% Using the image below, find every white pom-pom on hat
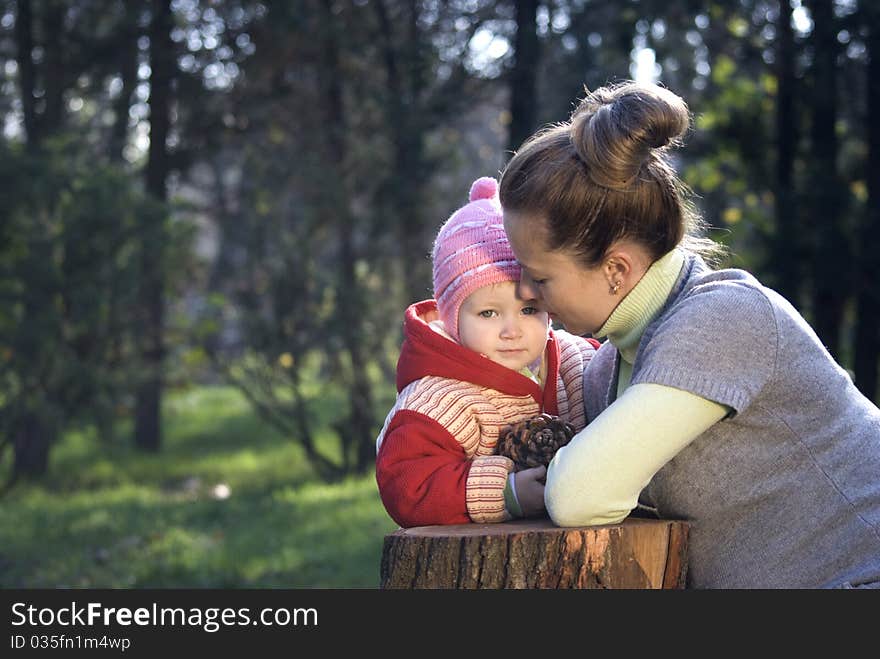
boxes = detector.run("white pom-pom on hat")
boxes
[468,176,498,202]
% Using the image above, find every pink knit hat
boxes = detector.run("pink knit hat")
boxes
[432,176,522,341]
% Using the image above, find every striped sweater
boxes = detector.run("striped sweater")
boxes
[375,299,598,527]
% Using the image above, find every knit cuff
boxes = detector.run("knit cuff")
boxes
[467,455,515,523]
[504,472,523,518]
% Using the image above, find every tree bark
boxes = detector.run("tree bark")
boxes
[381,518,689,589]
[507,0,539,154]
[135,0,173,452]
[854,3,880,402]
[773,0,801,307]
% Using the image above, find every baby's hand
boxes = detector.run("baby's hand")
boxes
[514,465,547,517]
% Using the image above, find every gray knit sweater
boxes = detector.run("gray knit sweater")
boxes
[583,253,880,588]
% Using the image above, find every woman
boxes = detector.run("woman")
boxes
[499,80,880,589]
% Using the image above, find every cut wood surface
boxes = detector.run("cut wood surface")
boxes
[380,517,689,589]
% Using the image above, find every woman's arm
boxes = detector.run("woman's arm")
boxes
[545,383,729,526]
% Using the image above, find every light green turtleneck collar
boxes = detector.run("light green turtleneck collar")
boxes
[596,248,686,365]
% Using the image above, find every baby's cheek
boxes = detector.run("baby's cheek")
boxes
[528,323,550,354]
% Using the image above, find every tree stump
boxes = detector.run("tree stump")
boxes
[380,517,688,589]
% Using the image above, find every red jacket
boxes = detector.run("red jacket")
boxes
[375,300,598,528]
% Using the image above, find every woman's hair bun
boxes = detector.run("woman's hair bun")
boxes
[569,82,690,190]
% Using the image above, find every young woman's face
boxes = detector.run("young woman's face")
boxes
[503,210,619,337]
[457,281,549,371]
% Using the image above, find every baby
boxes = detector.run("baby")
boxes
[375,177,598,527]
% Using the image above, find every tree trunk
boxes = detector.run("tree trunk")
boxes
[42,0,65,137]
[135,0,173,452]
[319,1,376,473]
[773,0,801,307]
[374,0,431,306]
[854,4,880,402]
[110,16,140,163]
[507,0,539,154]
[12,410,54,478]
[381,518,689,589]
[806,0,847,359]
[15,0,38,149]
[11,0,54,479]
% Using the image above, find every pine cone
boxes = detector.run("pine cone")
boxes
[495,413,577,471]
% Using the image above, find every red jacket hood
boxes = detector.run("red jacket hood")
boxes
[396,299,561,411]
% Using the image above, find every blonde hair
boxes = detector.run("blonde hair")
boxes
[499,81,723,267]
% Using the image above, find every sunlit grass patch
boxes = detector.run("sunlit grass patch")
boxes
[0,386,398,588]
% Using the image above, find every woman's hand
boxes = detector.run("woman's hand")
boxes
[514,465,547,517]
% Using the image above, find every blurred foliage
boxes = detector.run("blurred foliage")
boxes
[1,140,136,467]
[1,0,878,489]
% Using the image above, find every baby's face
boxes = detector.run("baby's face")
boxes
[457,281,549,372]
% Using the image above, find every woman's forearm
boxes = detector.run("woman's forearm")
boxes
[545,382,729,526]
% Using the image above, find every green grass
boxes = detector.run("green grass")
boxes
[0,386,399,588]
